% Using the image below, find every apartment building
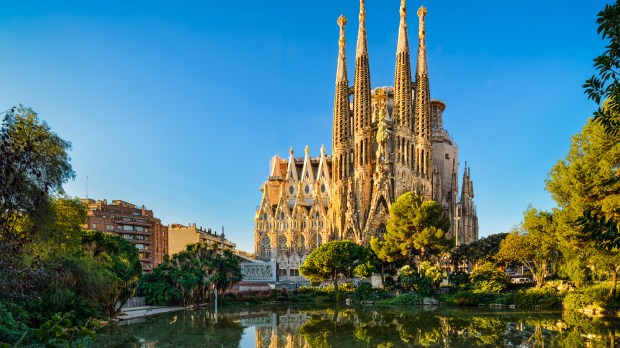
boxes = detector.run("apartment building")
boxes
[81,198,168,272]
[168,223,235,256]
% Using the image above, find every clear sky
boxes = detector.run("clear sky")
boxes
[0,1,609,252]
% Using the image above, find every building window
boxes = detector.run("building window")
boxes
[92,223,97,228]
[289,186,294,194]
[305,185,310,194]
[290,269,299,277]
[135,226,144,232]
[123,225,133,231]
[279,269,287,277]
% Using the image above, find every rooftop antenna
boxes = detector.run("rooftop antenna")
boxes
[86,176,89,198]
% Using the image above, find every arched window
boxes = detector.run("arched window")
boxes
[260,235,271,258]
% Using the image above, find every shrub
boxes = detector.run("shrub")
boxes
[510,287,563,309]
[377,292,423,306]
[442,291,479,306]
[0,303,26,345]
[339,282,356,292]
[352,281,388,302]
[563,284,618,312]
[448,271,470,288]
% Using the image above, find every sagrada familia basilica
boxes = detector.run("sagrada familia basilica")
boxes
[254,0,478,281]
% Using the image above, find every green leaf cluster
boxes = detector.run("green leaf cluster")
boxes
[139,243,242,306]
[299,240,374,292]
[370,192,450,265]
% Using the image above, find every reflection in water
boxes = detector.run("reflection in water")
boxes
[98,306,619,347]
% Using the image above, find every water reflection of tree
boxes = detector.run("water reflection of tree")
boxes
[98,306,620,347]
[97,308,244,347]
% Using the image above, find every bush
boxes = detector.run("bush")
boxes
[377,292,423,306]
[441,291,479,306]
[0,303,26,345]
[563,284,618,312]
[509,287,563,309]
[339,282,356,292]
[352,281,388,302]
[448,271,470,288]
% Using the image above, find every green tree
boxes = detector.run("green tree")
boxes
[546,119,620,288]
[579,0,620,254]
[81,230,142,317]
[139,243,241,306]
[299,240,373,292]
[0,106,74,238]
[450,233,508,270]
[496,208,558,289]
[370,192,450,266]
[583,0,620,136]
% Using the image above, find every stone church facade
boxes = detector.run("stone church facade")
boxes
[254,0,478,281]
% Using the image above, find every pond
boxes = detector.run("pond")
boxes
[97,305,619,347]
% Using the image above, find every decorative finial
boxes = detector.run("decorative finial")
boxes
[305,145,310,155]
[320,144,325,155]
[289,146,294,155]
[400,0,407,17]
[359,0,366,21]
[417,6,427,39]
[337,15,347,48]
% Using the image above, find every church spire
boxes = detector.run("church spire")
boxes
[414,5,432,177]
[332,15,351,182]
[393,0,414,172]
[354,0,371,166]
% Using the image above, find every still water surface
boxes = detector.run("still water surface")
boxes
[98,305,619,347]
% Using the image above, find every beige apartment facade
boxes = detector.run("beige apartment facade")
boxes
[168,223,236,256]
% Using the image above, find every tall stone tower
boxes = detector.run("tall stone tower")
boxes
[331,15,353,241]
[353,0,374,235]
[413,5,433,197]
[392,0,415,199]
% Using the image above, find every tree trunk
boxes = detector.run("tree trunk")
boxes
[333,270,339,293]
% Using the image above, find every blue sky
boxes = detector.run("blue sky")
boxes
[0,1,609,252]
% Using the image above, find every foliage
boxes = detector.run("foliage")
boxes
[577,211,620,251]
[441,291,480,306]
[371,193,450,267]
[450,233,508,268]
[376,292,423,306]
[80,230,142,317]
[299,240,374,292]
[397,262,443,295]
[509,287,564,309]
[351,281,389,302]
[448,271,470,288]
[0,106,74,237]
[32,312,98,348]
[0,303,26,345]
[137,266,177,306]
[0,107,75,315]
[139,243,241,306]
[563,284,620,312]
[583,0,620,136]
[496,208,559,289]
[545,119,620,292]
[470,262,508,294]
